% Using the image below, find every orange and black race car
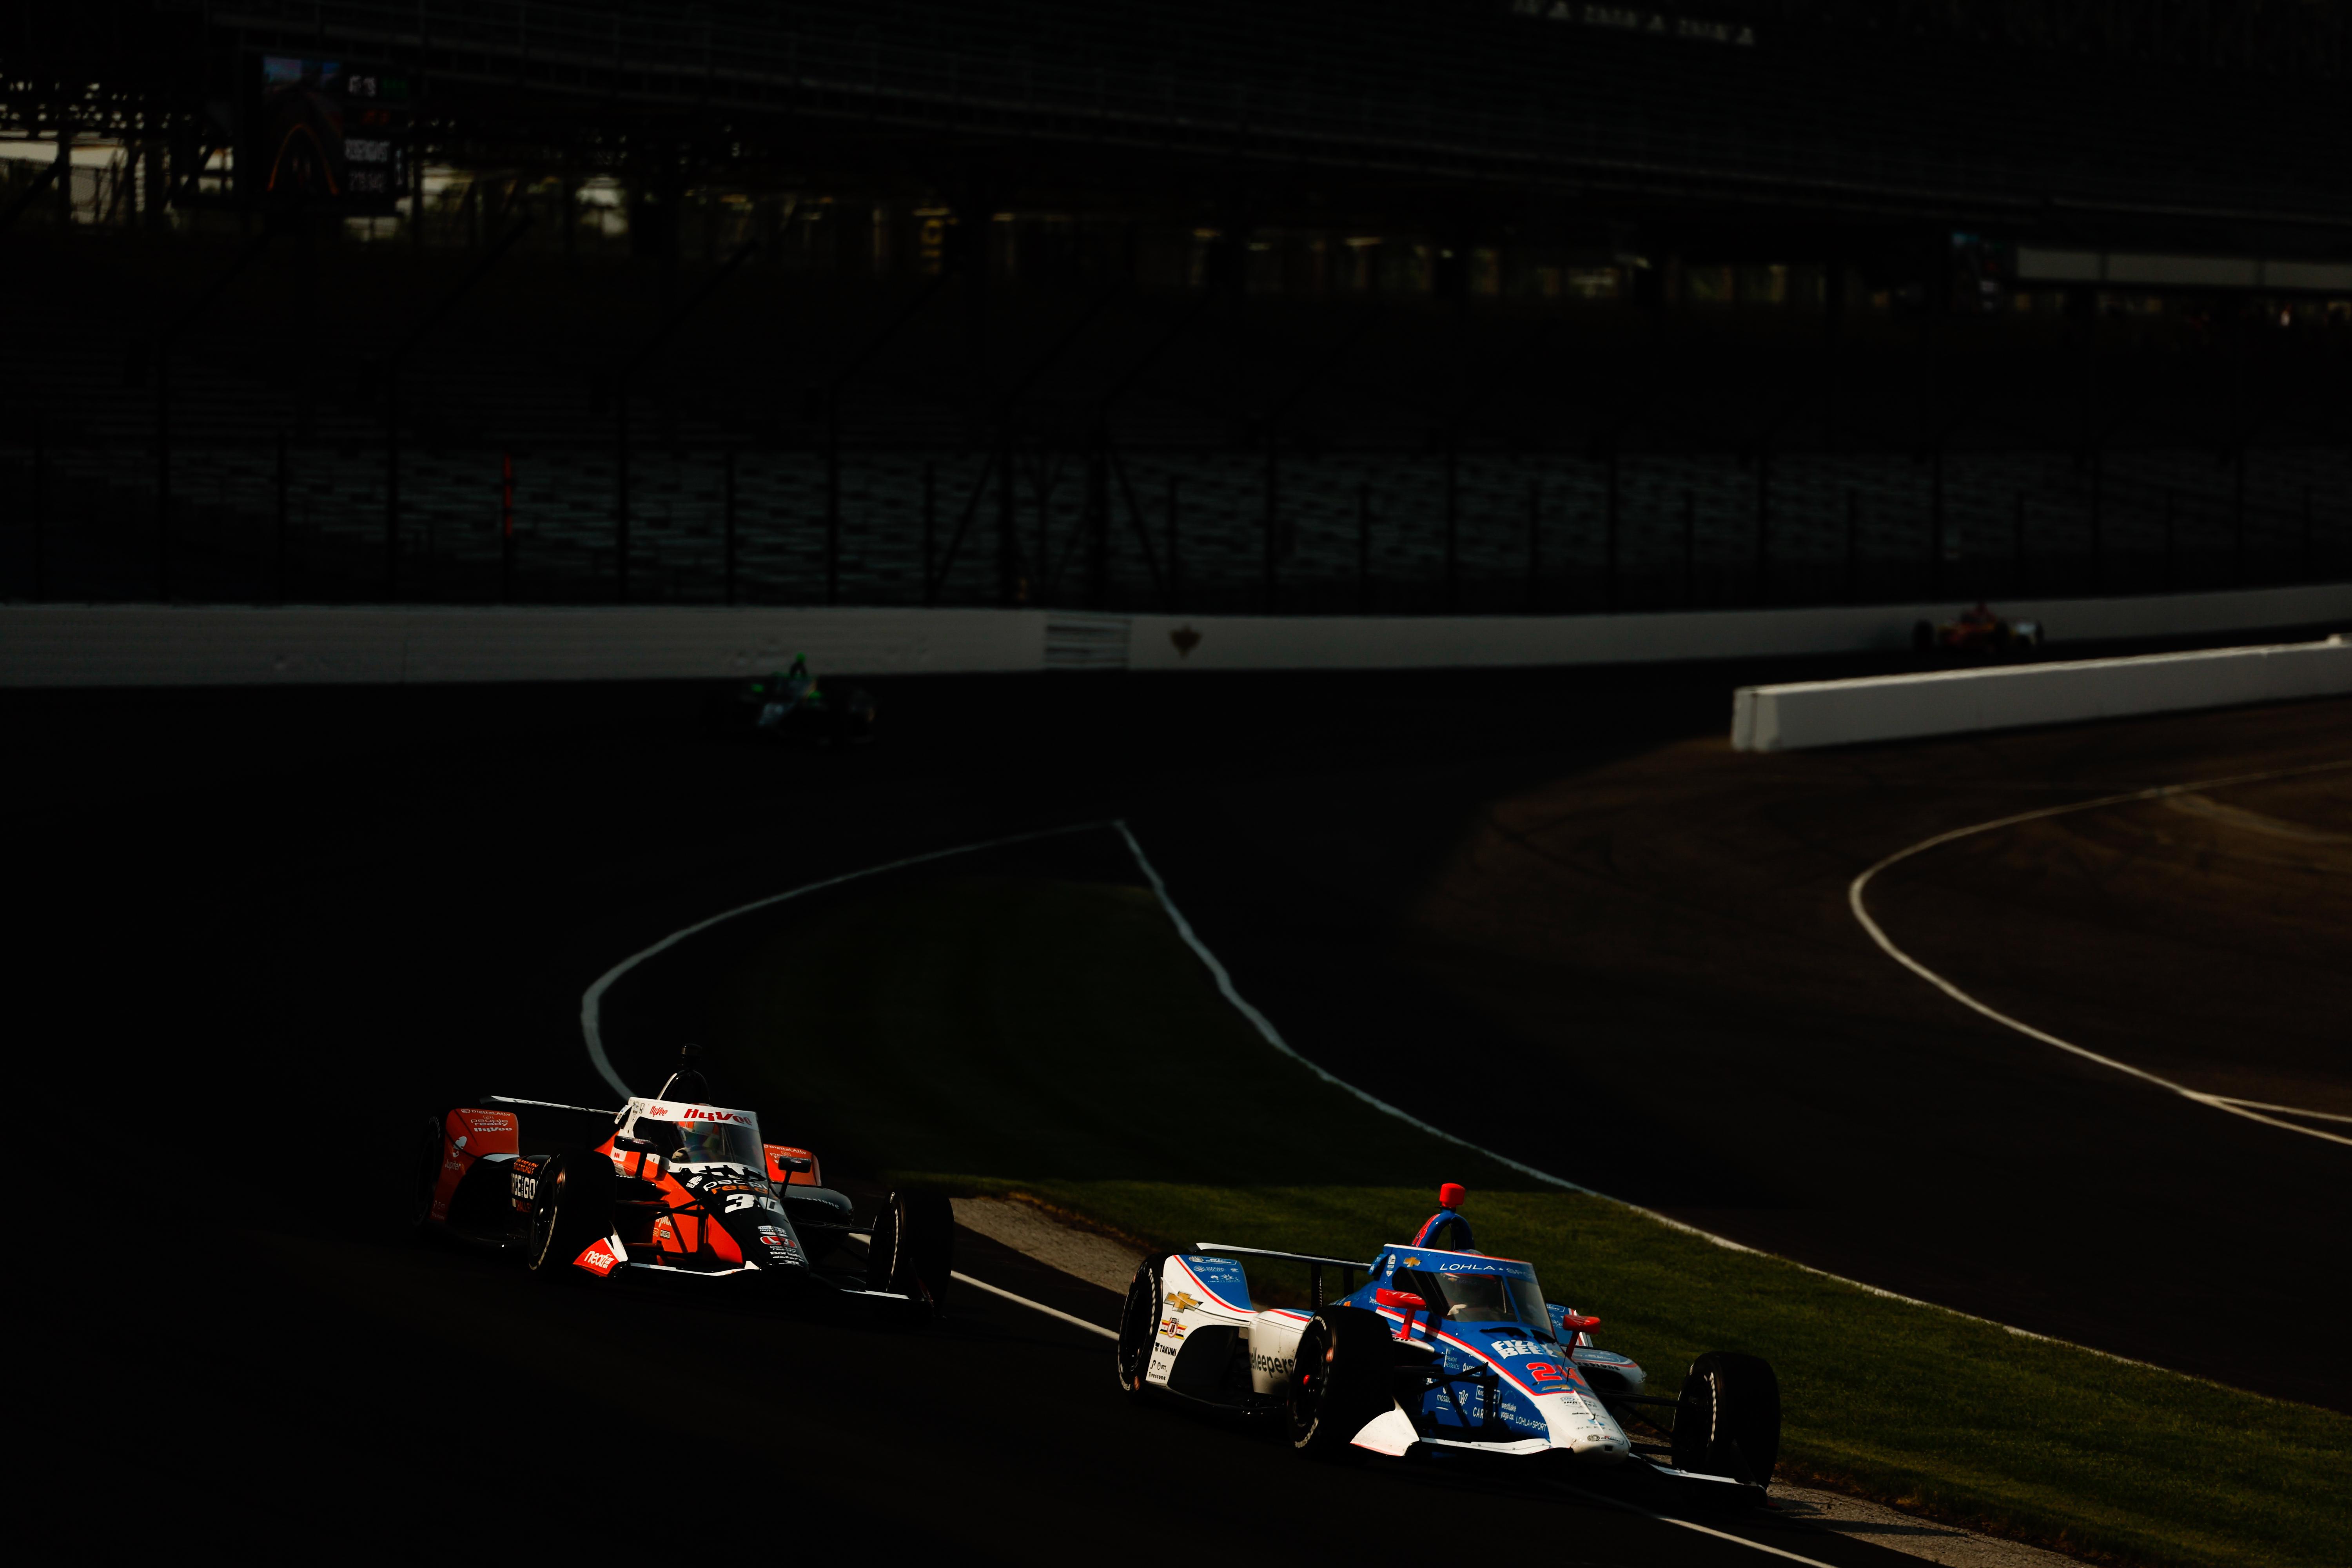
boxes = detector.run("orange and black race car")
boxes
[1912,602,2044,658]
[414,1052,952,1319]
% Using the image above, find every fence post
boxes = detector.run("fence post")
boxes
[1927,443,1942,600]
[501,451,515,603]
[2088,445,2102,593]
[1684,487,1697,608]
[1167,473,1181,613]
[2012,490,2025,598]
[615,396,631,603]
[1528,477,1544,613]
[1357,480,1371,613]
[1262,434,1279,613]
[31,416,46,602]
[2163,490,2175,591]
[274,429,289,602]
[724,448,737,606]
[921,461,935,607]
[825,390,841,606]
[997,439,1017,606]
[1444,437,1459,612]
[156,350,172,601]
[1849,489,1863,604]
[2232,448,2247,585]
[1601,460,1617,612]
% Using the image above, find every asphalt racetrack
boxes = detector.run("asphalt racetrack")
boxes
[20,643,2345,1550]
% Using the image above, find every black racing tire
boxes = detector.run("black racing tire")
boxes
[1287,1306,1396,1459]
[867,1190,955,1317]
[1115,1254,1169,1396]
[408,1114,445,1232]
[1672,1352,1781,1486]
[525,1153,619,1278]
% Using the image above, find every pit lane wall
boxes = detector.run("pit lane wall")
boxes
[1,584,2345,687]
[1732,635,2352,752]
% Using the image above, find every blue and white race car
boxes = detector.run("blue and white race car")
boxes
[1114,1230,1780,1501]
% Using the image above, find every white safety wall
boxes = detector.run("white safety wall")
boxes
[1,583,2345,687]
[1731,636,2352,752]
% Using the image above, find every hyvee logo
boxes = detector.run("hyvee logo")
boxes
[1489,1339,1551,1360]
[682,1108,749,1123]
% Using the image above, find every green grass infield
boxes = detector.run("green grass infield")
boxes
[713,875,2349,1568]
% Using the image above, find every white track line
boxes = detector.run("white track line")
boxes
[1552,1483,1845,1568]
[578,821,1110,1099]
[951,1271,1119,1340]
[1847,761,2352,1150]
[1109,820,2270,1387]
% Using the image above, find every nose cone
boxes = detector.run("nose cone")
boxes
[1544,1388,1632,1461]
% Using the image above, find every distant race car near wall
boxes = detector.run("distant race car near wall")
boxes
[412,1047,951,1319]
[709,653,877,744]
[1913,603,2045,658]
[1116,1240,1780,1504]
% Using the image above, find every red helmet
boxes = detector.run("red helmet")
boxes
[1438,1182,1468,1210]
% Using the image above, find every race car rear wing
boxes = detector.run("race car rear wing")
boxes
[1189,1243,1376,1308]
[481,1094,620,1117]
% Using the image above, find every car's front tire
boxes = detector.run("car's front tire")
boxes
[1287,1307,1395,1458]
[525,1153,618,1278]
[867,1190,955,1318]
[1115,1255,1168,1396]
[1672,1351,1780,1486]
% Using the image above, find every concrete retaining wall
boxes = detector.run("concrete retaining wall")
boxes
[2,583,2345,688]
[1732,635,2352,752]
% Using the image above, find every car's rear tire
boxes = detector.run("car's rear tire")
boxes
[867,1190,955,1317]
[525,1153,618,1278]
[408,1114,444,1232]
[1116,1255,1168,1396]
[1287,1306,1396,1458]
[1672,1351,1780,1486]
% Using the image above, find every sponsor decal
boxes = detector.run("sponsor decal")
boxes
[1158,1318,1189,1341]
[1249,1350,1296,1375]
[681,1107,751,1124]
[573,1240,620,1276]
[642,1105,668,1117]
[509,1173,539,1202]
[1488,1339,1552,1360]
[1163,1291,1202,1313]
[1526,1361,1566,1382]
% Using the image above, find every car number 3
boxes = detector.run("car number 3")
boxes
[724,1192,785,1215]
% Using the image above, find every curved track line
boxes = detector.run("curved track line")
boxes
[1108,824,2258,1390]
[1847,761,2352,1150]
[579,818,2270,1401]
[578,821,1111,1100]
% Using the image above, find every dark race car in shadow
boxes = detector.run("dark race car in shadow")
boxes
[1913,602,2044,659]
[710,654,876,745]
[412,1049,950,1320]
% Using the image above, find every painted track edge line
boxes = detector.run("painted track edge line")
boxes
[1551,1482,1845,1568]
[1845,760,2352,1150]
[578,820,1114,1100]
[952,1271,1120,1340]
[1108,818,2276,1393]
